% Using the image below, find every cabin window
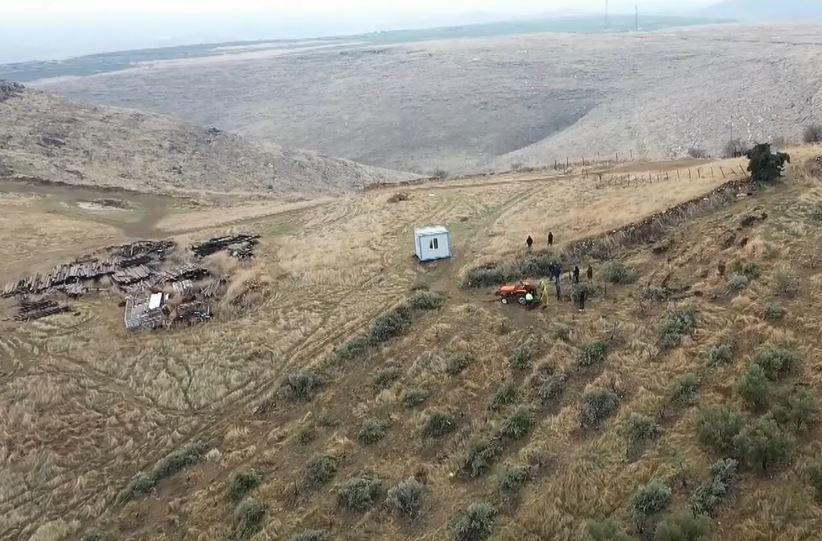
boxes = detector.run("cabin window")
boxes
[433,238,439,250]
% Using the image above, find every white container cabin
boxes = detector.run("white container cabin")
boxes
[414,226,452,262]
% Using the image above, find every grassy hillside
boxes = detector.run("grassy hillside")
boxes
[1,145,820,540]
[0,81,418,197]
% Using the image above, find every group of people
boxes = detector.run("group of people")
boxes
[525,231,554,251]
[528,233,594,312]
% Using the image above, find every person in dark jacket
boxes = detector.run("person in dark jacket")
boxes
[587,264,593,281]
[573,266,580,284]
[526,235,533,250]
[578,288,586,311]
[548,231,554,246]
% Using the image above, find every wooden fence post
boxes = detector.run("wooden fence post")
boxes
[688,169,692,180]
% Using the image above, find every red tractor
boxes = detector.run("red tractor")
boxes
[496,281,537,305]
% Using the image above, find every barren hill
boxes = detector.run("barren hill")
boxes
[31,25,822,174]
[0,81,418,196]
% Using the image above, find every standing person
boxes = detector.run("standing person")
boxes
[573,266,580,284]
[555,277,562,300]
[526,235,533,251]
[587,264,593,281]
[548,231,554,246]
[578,287,586,311]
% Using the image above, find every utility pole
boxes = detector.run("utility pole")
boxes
[605,0,609,27]
[635,4,639,32]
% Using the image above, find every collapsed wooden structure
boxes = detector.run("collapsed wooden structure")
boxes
[4,233,258,329]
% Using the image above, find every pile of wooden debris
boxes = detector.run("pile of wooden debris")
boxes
[191,234,260,259]
[4,233,260,330]
[14,298,71,321]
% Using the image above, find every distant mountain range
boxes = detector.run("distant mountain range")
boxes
[704,0,822,20]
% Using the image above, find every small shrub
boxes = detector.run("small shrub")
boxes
[232,497,267,540]
[670,373,700,406]
[80,530,114,541]
[509,341,533,371]
[290,530,329,541]
[803,123,822,143]
[658,306,697,349]
[538,374,567,404]
[553,324,572,342]
[773,388,819,433]
[624,412,663,444]
[372,366,401,389]
[726,273,749,292]
[490,381,518,409]
[571,282,597,302]
[762,300,785,321]
[453,502,496,541]
[117,442,207,503]
[580,388,620,428]
[707,343,733,365]
[654,513,711,541]
[422,410,458,438]
[402,388,431,408]
[731,260,762,280]
[409,290,446,310]
[335,335,370,361]
[736,364,769,410]
[431,168,449,179]
[369,306,412,344]
[752,346,797,380]
[582,520,633,541]
[229,468,263,501]
[632,479,672,529]
[723,138,748,159]
[498,405,534,440]
[603,261,638,284]
[808,460,822,501]
[337,475,382,511]
[688,147,707,159]
[358,417,388,445]
[386,477,425,518]
[296,427,317,446]
[689,458,737,516]
[577,341,608,367]
[496,464,528,493]
[642,285,671,301]
[695,405,745,456]
[283,370,321,401]
[306,454,338,485]
[773,267,799,297]
[446,352,474,376]
[734,415,791,471]
[461,440,500,477]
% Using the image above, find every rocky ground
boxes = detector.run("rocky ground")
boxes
[31,24,822,175]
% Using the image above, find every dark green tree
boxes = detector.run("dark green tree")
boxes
[745,143,790,182]
[734,416,791,471]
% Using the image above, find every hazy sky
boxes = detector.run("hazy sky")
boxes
[6,0,718,15]
[0,0,720,63]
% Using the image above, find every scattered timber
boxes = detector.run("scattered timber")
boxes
[191,234,260,259]
[15,299,70,321]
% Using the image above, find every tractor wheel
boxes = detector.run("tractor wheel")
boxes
[500,297,509,304]
[517,296,526,305]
